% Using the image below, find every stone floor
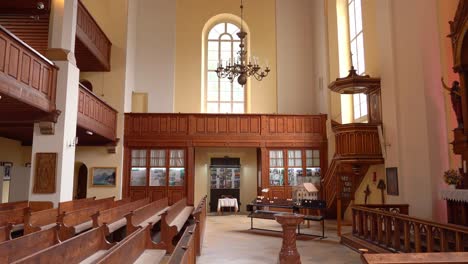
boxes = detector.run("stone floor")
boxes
[197,214,361,264]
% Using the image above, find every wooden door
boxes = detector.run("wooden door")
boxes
[76,164,88,199]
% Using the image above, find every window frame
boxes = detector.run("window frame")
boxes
[205,22,247,114]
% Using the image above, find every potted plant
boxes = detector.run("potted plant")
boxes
[443,169,463,189]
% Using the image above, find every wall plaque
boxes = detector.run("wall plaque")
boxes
[33,153,57,194]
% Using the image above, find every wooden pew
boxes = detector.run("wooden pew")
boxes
[58,199,115,240]
[192,196,207,256]
[0,226,60,263]
[58,197,97,214]
[0,202,54,233]
[24,208,58,235]
[161,198,194,253]
[167,224,197,264]
[0,201,28,211]
[12,226,114,264]
[28,201,54,212]
[125,197,169,234]
[114,197,131,207]
[92,198,150,235]
[0,223,12,242]
[94,225,166,264]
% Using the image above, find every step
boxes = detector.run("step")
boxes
[341,233,393,254]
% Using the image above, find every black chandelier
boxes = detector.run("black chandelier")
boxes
[215,0,270,86]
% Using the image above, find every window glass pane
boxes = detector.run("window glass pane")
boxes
[208,71,218,82]
[357,33,365,73]
[130,168,146,186]
[269,168,284,186]
[207,61,218,71]
[149,168,166,186]
[226,23,239,35]
[305,168,321,185]
[208,23,224,39]
[150,149,165,167]
[169,150,184,167]
[313,158,320,167]
[313,150,320,158]
[220,34,232,41]
[220,41,231,52]
[220,81,231,101]
[232,103,244,113]
[169,168,185,186]
[208,41,218,52]
[355,0,363,33]
[220,103,231,113]
[288,168,303,186]
[207,82,218,101]
[207,102,218,113]
[348,1,356,38]
[131,150,146,167]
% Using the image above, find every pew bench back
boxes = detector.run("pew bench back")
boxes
[0,226,59,263]
[95,225,166,264]
[58,197,97,214]
[167,224,197,264]
[13,226,113,264]
[24,208,58,235]
[130,197,169,228]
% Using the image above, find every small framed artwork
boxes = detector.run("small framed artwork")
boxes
[91,167,117,187]
[386,167,399,195]
[0,162,13,181]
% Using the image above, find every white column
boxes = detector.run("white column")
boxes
[376,0,449,220]
[30,0,80,205]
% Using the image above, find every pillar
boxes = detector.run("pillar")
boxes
[29,0,80,205]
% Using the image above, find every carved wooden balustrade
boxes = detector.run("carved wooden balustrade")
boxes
[0,25,58,119]
[352,205,468,253]
[77,84,117,144]
[333,123,382,159]
[76,0,112,71]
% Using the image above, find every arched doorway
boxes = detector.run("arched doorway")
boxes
[76,164,88,199]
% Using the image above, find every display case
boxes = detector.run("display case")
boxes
[269,168,284,186]
[210,167,240,189]
[169,168,185,186]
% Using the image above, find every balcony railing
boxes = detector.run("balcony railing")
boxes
[0,25,58,113]
[77,84,117,142]
[75,0,112,71]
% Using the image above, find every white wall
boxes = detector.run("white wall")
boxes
[375,0,449,220]
[276,0,316,114]
[133,0,176,113]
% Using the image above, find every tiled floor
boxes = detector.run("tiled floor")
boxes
[197,214,361,264]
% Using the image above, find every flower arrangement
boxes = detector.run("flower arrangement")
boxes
[443,169,463,185]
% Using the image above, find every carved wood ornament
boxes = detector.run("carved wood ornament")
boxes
[33,153,57,193]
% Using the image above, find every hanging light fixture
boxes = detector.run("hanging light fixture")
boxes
[215,0,270,86]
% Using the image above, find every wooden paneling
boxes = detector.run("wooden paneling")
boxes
[333,123,382,159]
[0,15,50,55]
[124,113,328,206]
[129,189,146,201]
[149,188,166,202]
[0,1,51,15]
[125,114,327,147]
[77,84,117,143]
[33,153,56,193]
[0,25,57,115]
[75,0,111,72]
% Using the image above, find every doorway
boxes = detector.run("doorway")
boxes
[76,164,88,199]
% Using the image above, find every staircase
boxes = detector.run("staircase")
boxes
[322,123,384,219]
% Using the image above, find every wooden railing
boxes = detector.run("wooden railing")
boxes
[333,123,382,159]
[355,204,409,215]
[77,84,117,142]
[352,205,468,252]
[125,113,327,147]
[323,158,339,209]
[192,196,207,256]
[0,25,58,113]
[76,0,111,71]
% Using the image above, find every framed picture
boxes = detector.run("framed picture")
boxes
[91,167,117,187]
[0,162,13,181]
[386,167,399,195]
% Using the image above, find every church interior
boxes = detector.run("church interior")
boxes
[0,0,468,263]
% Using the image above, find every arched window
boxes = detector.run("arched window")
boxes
[206,22,245,113]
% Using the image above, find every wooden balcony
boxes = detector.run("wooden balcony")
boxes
[332,123,383,161]
[124,113,327,147]
[77,84,117,146]
[0,25,58,124]
[75,0,112,72]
